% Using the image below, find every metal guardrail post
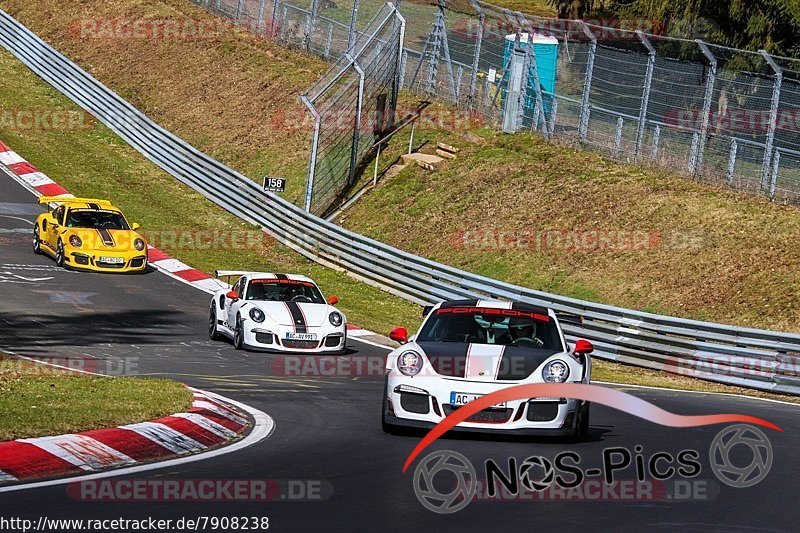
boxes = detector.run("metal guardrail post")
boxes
[760,50,783,194]
[301,95,321,212]
[694,39,717,176]
[635,31,656,158]
[578,22,597,144]
[347,54,366,187]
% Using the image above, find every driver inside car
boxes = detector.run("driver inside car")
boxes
[506,316,544,347]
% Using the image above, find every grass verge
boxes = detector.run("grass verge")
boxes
[0,355,192,441]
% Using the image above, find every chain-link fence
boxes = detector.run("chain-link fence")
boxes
[190,0,800,208]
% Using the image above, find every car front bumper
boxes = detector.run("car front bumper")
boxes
[385,374,584,434]
[242,325,347,353]
[65,251,147,273]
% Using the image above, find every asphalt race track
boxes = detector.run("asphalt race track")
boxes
[1,167,799,532]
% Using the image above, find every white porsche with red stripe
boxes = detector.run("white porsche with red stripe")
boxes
[382,299,594,438]
[208,271,347,353]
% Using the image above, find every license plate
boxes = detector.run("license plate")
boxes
[99,256,124,264]
[285,332,317,341]
[450,392,507,408]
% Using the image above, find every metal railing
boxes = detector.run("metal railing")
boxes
[2,9,800,395]
[190,0,800,207]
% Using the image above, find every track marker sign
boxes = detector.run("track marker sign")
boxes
[263,177,286,193]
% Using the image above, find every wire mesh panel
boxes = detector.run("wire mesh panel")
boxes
[190,0,800,203]
[302,3,405,215]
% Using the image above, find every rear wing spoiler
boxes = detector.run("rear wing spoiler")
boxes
[214,270,251,286]
[38,195,113,207]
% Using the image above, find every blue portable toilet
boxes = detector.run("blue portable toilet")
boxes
[503,33,559,121]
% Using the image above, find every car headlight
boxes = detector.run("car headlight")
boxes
[249,308,265,323]
[68,234,82,248]
[542,359,570,383]
[397,351,424,376]
[329,311,343,327]
[134,238,145,251]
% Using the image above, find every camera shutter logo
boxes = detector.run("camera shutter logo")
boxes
[710,424,772,488]
[519,456,555,492]
[413,450,477,514]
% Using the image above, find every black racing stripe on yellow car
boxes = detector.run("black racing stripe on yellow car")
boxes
[96,228,114,246]
[284,301,307,334]
[88,203,100,210]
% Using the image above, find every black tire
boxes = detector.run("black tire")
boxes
[233,316,244,350]
[55,240,65,267]
[574,401,590,441]
[32,226,42,254]
[209,306,221,341]
[381,378,404,434]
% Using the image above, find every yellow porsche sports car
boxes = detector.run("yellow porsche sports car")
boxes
[32,196,148,273]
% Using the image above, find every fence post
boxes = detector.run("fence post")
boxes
[468,0,486,105]
[324,22,333,58]
[694,40,717,176]
[770,150,781,199]
[727,138,738,185]
[651,124,660,161]
[614,116,624,156]
[304,0,320,52]
[578,22,597,144]
[301,96,321,213]
[760,50,783,194]
[271,0,280,36]
[635,31,656,158]
[347,0,360,52]
[390,5,406,132]
[348,54,366,187]
[235,0,245,21]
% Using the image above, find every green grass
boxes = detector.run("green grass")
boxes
[0,355,192,440]
[0,48,420,338]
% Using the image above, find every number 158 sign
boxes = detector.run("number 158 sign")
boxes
[263,177,286,193]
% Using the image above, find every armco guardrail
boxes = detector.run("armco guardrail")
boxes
[2,10,800,395]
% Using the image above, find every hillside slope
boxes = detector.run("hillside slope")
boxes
[337,129,800,332]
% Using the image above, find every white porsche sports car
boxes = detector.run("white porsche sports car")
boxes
[382,299,593,438]
[208,271,347,353]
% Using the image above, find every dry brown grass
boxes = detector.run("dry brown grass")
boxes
[338,128,800,332]
[0,0,327,203]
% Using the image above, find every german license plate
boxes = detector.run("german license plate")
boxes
[450,392,507,408]
[99,256,124,264]
[285,332,317,341]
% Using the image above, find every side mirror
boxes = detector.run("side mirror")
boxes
[131,223,141,231]
[574,339,594,355]
[328,296,339,305]
[226,290,239,301]
[389,327,409,344]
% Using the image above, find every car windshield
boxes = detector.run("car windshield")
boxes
[65,209,129,230]
[245,279,325,304]
[416,307,563,350]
